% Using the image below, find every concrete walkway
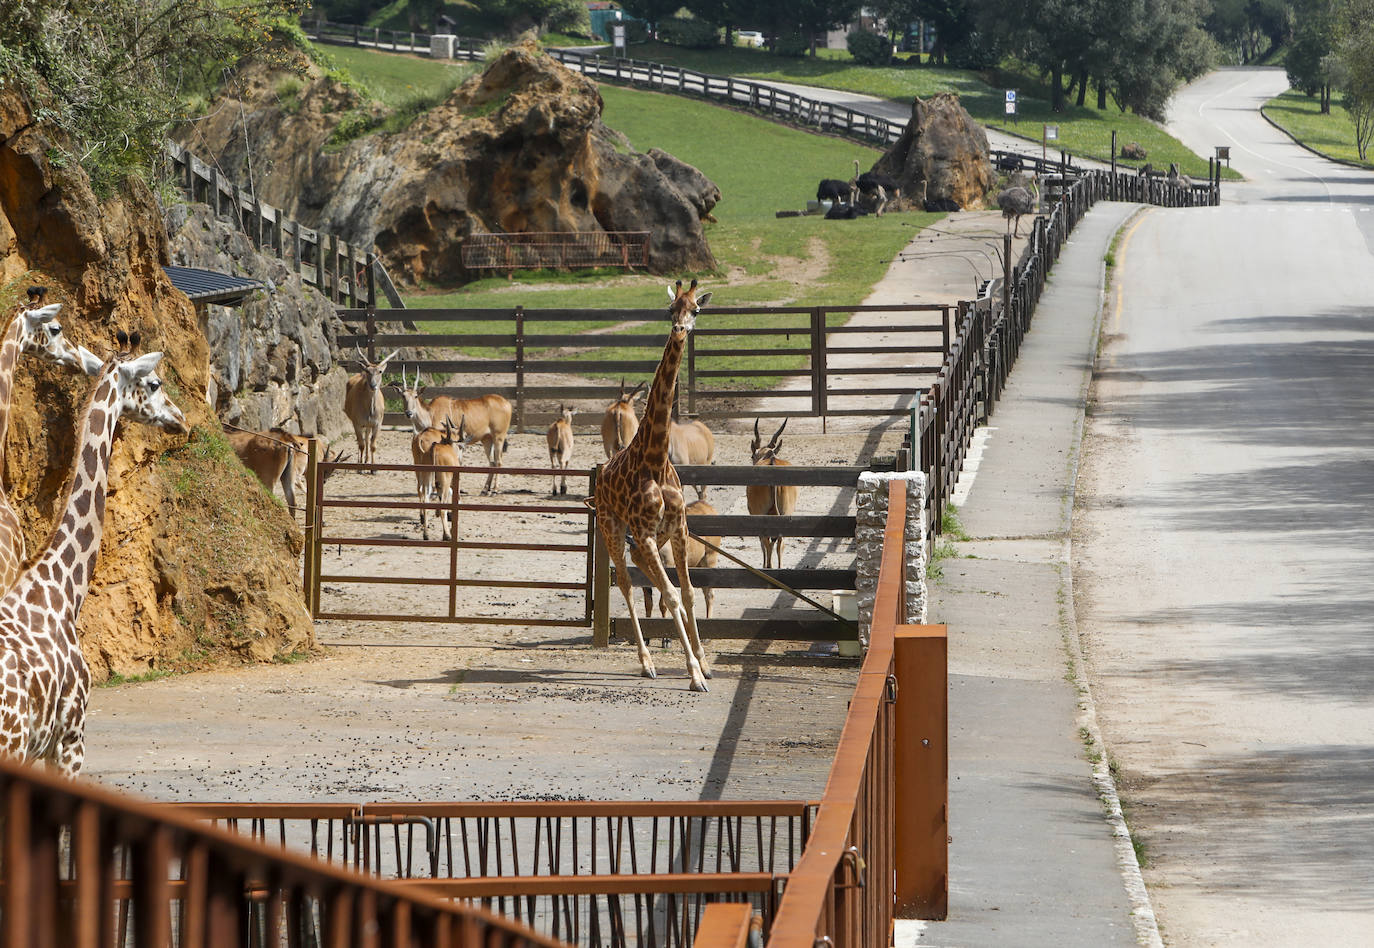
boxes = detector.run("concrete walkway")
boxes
[898,201,1151,946]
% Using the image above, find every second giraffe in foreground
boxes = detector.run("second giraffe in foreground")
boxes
[0,340,186,776]
[592,280,712,692]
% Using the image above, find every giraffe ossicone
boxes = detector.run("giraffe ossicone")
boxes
[0,348,186,776]
[593,280,713,692]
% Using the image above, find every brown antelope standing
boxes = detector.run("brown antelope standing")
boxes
[226,425,347,512]
[601,378,644,457]
[344,346,399,471]
[546,404,575,495]
[643,499,720,619]
[746,419,798,569]
[428,420,464,541]
[394,366,512,494]
[668,415,715,501]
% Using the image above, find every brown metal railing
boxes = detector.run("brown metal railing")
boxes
[0,756,570,948]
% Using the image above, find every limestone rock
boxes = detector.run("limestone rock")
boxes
[163,203,353,440]
[871,93,996,211]
[180,42,719,285]
[0,87,314,681]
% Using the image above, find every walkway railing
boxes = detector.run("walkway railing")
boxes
[0,756,568,947]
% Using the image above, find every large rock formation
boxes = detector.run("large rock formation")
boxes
[871,93,996,211]
[164,203,353,439]
[0,88,314,680]
[179,41,720,285]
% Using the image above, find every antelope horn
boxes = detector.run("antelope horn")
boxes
[354,344,367,365]
[378,349,400,368]
[618,376,626,398]
[753,418,761,444]
[770,418,787,448]
[631,379,646,398]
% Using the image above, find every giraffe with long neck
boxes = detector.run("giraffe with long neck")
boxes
[594,279,712,691]
[0,345,186,775]
[0,291,102,590]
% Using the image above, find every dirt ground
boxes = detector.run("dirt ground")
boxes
[84,211,1015,813]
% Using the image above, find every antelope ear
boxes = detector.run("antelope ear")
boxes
[119,351,165,380]
[695,292,711,307]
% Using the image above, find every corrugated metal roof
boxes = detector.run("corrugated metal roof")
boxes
[164,266,264,305]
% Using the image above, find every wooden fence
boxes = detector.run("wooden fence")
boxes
[306,17,485,58]
[164,141,406,308]
[342,303,952,430]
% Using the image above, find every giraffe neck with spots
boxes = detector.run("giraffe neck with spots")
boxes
[0,310,27,475]
[633,327,687,472]
[20,365,120,633]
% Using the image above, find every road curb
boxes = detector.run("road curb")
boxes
[1258,104,1374,172]
[1060,207,1164,948]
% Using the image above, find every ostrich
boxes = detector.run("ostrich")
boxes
[996,171,1039,237]
[850,159,900,217]
[1166,162,1193,189]
[816,178,851,204]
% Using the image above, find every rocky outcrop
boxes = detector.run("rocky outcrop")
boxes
[163,203,353,440]
[0,88,314,680]
[871,93,996,211]
[179,41,720,285]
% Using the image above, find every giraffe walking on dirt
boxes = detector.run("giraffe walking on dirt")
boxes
[592,280,712,692]
[0,338,186,775]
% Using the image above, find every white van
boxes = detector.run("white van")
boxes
[737,30,764,47]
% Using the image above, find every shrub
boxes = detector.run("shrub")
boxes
[659,15,717,49]
[846,30,890,66]
[772,31,808,57]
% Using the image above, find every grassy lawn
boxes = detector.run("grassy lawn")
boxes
[626,42,1235,179]
[1262,89,1374,168]
[321,43,479,107]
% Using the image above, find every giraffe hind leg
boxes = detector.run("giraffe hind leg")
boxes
[634,523,707,692]
[668,530,710,680]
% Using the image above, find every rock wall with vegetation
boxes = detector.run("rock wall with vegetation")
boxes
[180,41,720,285]
[0,88,314,681]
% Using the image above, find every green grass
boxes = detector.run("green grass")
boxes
[626,42,1235,179]
[1262,89,1374,169]
[99,669,175,688]
[320,43,478,108]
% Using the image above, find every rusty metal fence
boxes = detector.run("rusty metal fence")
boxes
[461,232,651,272]
[0,757,569,948]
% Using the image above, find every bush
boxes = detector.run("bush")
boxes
[659,15,717,49]
[772,31,808,57]
[846,30,890,66]
[946,31,1002,70]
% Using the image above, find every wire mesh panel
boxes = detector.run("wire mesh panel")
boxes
[462,232,651,271]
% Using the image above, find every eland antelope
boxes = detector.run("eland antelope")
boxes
[226,425,347,512]
[643,499,720,619]
[746,419,798,569]
[601,378,644,458]
[394,366,512,494]
[547,404,575,496]
[344,346,399,471]
[668,415,715,501]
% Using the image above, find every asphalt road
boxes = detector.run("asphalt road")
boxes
[1075,67,1374,945]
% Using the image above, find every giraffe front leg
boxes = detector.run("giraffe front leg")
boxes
[632,534,707,692]
[669,533,710,681]
[600,516,656,679]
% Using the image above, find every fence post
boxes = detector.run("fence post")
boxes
[514,306,526,432]
[328,233,341,303]
[894,625,948,920]
[303,438,320,616]
[687,331,697,416]
[448,469,461,618]
[592,466,611,648]
[812,307,827,428]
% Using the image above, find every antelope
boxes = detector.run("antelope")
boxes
[746,419,798,569]
[643,499,720,619]
[668,415,715,501]
[427,420,465,541]
[601,378,644,458]
[344,346,399,471]
[393,366,512,494]
[225,425,347,512]
[546,404,575,496]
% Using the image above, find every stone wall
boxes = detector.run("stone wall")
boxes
[854,471,928,646]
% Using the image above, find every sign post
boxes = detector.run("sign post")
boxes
[612,22,626,57]
[1005,89,1017,125]
[1042,124,1058,166]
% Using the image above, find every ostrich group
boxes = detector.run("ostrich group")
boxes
[816,159,901,218]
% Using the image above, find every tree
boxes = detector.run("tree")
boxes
[913,0,980,65]
[0,0,304,192]
[618,0,683,33]
[1286,0,1336,112]
[686,0,749,47]
[1331,0,1374,158]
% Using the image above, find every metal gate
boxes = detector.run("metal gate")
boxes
[302,448,596,627]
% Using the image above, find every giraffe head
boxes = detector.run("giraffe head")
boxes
[666,279,711,334]
[111,352,188,433]
[17,302,101,375]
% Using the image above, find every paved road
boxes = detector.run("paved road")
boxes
[1076,66,1374,945]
